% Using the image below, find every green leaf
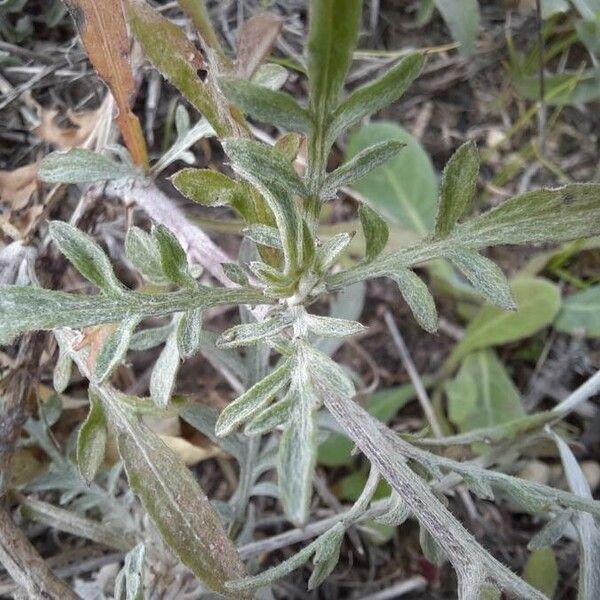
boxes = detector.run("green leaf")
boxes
[125,226,168,284]
[114,543,145,600]
[307,0,362,117]
[304,314,365,338]
[117,420,247,598]
[53,346,72,394]
[448,278,561,368]
[330,53,425,141]
[435,0,480,55]
[389,268,438,333]
[217,313,293,348]
[39,148,137,183]
[220,78,312,133]
[177,308,203,358]
[555,285,600,337]
[446,248,516,310]
[446,350,524,436]
[77,390,107,484]
[308,523,344,589]
[435,141,479,238]
[244,395,293,436]
[215,359,292,436]
[522,548,558,598]
[315,232,354,273]
[49,221,125,295]
[149,326,180,407]
[345,122,438,234]
[278,388,317,525]
[321,140,405,199]
[126,0,229,135]
[129,324,172,352]
[221,263,249,286]
[223,139,304,271]
[95,317,140,382]
[243,224,283,250]
[419,525,446,565]
[152,224,197,288]
[170,169,240,207]
[360,205,389,262]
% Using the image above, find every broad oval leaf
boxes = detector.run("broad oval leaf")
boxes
[171,168,239,207]
[346,122,438,234]
[125,226,168,284]
[49,221,125,295]
[555,284,600,337]
[435,0,480,55]
[447,277,561,369]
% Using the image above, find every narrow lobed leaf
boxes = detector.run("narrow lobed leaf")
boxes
[308,523,345,589]
[435,140,479,238]
[217,313,292,348]
[305,314,365,338]
[244,394,293,436]
[95,317,140,382]
[49,221,125,295]
[446,248,516,310]
[360,204,389,263]
[77,390,108,484]
[215,359,292,436]
[389,268,438,333]
[321,141,405,199]
[220,78,312,133]
[316,232,355,273]
[177,308,203,358]
[152,224,197,288]
[149,326,180,407]
[39,148,138,184]
[329,53,425,141]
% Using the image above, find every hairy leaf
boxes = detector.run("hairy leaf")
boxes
[49,221,125,295]
[217,313,293,348]
[220,78,312,133]
[177,308,203,358]
[330,53,425,141]
[304,314,365,338]
[360,205,389,262]
[77,390,107,484]
[114,543,145,600]
[125,226,168,285]
[555,284,600,337]
[446,248,515,310]
[244,395,293,435]
[95,317,140,381]
[171,168,240,207]
[149,326,180,407]
[152,225,196,288]
[435,140,479,238]
[389,268,438,333]
[308,523,344,589]
[39,148,138,183]
[316,233,354,273]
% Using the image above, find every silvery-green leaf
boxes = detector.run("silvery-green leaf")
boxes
[435,0,480,55]
[435,140,479,238]
[215,359,292,436]
[20,496,134,552]
[321,140,405,199]
[329,53,425,141]
[374,491,410,526]
[278,392,317,525]
[226,541,315,593]
[274,132,303,161]
[152,118,213,176]
[305,314,365,338]
[308,523,344,589]
[555,284,600,338]
[244,394,293,436]
[114,543,145,600]
[316,233,354,273]
[129,323,172,351]
[217,313,292,348]
[39,148,137,183]
[49,221,125,295]
[252,62,289,90]
[77,390,107,484]
[462,473,495,500]
[223,139,304,271]
[528,510,574,550]
[248,261,290,287]
[152,225,197,288]
[446,248,516,310]
[53,346,72,394]
[149,328,180,407]
[360,204,389,262]
[220,78,312,133]
[95,317,140,382]
[419,524,446,565]
[177,308,203,358]
[551,431,600,600]
[389,268,438,333]
[125,226,168,285]
[478,584,502,600]
[243,224,283,250]
[300,343,355,398]
[222,263,249,286]
[170,169,239,207]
